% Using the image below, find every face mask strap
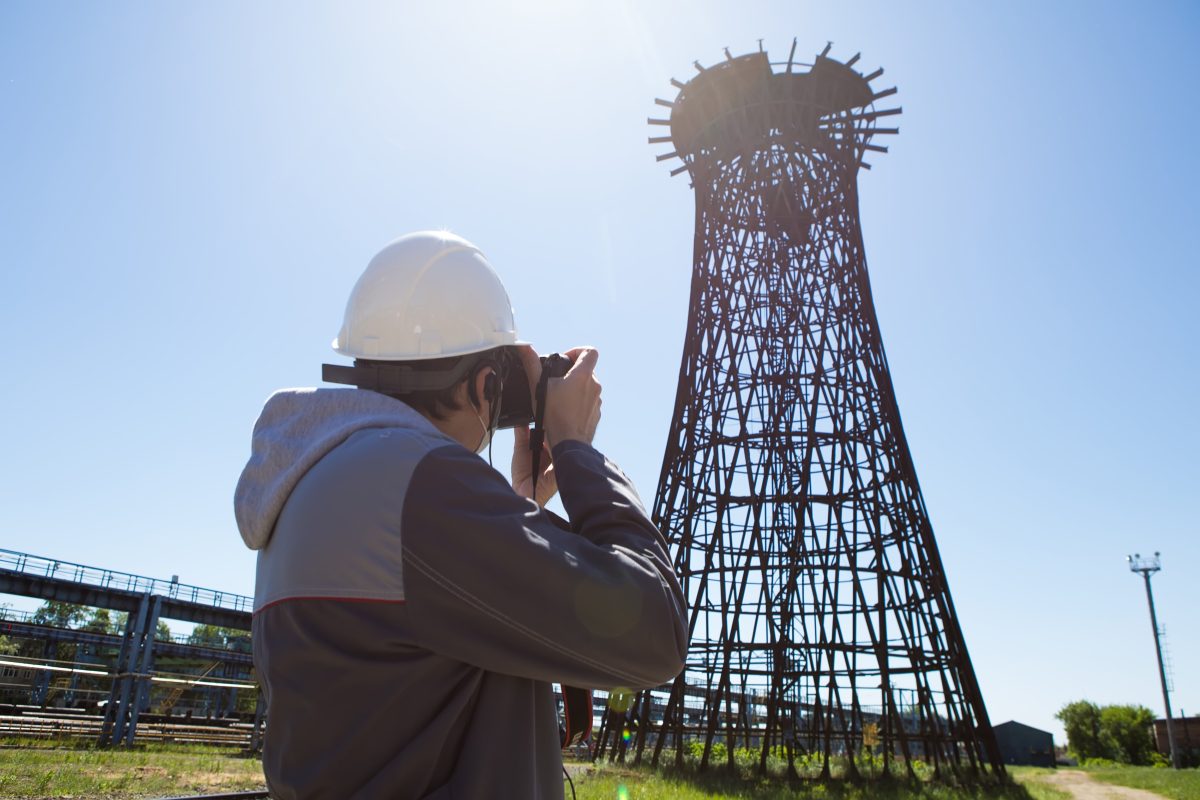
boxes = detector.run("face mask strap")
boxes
[475,392,500,465]
[476,363,503,463]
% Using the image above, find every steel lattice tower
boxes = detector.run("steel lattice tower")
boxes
[599,43,1003,779]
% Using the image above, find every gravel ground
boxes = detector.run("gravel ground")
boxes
[1040,770,1168,800]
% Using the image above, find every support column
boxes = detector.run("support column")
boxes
[30,639,55,705]
[99,593,161,746]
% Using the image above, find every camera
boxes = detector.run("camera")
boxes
[321,348,573,430]
[497,352,573,429]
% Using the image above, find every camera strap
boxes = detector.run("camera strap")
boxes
[529,363,552,498]
[528,358,593,752]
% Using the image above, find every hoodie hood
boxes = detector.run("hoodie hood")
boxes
[234,388,454,550]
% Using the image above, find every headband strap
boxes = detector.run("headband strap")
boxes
[321,357,479,394]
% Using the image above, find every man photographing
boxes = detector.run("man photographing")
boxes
[234,231,687,799]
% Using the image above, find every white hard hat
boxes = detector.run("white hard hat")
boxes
[333,231,519,361]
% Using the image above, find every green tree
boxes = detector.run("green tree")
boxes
[188,625,248,649]
[1100,704,1156,765]
[156,620,172,641]
[189,624,225,647]
[1057,700,1105,760]
[30,601,87,629]
[81,607,116,634]
[0,604,18,656]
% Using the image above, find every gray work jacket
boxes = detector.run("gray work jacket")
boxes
[234,388,687,799]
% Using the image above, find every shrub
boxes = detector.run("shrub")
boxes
[1099,705,1156,765]
[1057,701,1158,765]
[1057,701,1104,761]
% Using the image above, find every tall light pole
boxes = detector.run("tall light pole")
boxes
[1127,552,1180,769]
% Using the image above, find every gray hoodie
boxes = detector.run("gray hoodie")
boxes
[235,388,686,799]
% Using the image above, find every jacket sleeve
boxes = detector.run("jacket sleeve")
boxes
[399,439,687,690]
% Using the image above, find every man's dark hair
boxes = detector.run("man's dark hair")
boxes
[358,347,513,420]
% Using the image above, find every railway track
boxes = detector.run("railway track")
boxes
[2,708,270,797]
[157,793,269,799]
[0,708,256,748]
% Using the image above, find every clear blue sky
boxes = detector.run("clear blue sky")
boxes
[2,1,1196,743]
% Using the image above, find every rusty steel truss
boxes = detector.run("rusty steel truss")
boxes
[597,43,1003,779]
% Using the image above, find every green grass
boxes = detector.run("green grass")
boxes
[572,761,1042,800]
[1081,763,1200,800]
[3,742,1153,800]
[1006,767,1072,800]
[0,741,265,799]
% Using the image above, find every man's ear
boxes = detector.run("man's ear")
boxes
[482,369,500,406]
[467,366,495,411]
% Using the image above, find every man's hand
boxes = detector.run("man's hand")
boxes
[543,346,602,450]
[509,345,602,505]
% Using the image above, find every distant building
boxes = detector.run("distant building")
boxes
[992,721,1055,767]
[1153,716,1200,768]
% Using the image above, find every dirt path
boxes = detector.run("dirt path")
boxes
[1037,770,1167,800]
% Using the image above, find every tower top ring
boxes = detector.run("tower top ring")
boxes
[649,42,900,176]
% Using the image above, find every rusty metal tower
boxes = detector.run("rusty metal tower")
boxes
[600,42,1003,779]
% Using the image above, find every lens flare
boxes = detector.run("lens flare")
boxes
[608,687,633,713]
[621,727,632,742]
[617,785,630,800]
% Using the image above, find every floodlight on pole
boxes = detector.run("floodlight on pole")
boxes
[1127,552,1180,769]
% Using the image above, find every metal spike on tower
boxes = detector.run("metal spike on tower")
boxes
[597,42,1004,779]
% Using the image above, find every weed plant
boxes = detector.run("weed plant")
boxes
[580,745,1032,800]
[576,759,1042,800]
[664,741,975,782]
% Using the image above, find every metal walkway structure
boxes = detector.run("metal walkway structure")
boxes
[0,548,253,746]
[598,43,1003,780]
[0,549,251,627]
[0,612,252,664]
